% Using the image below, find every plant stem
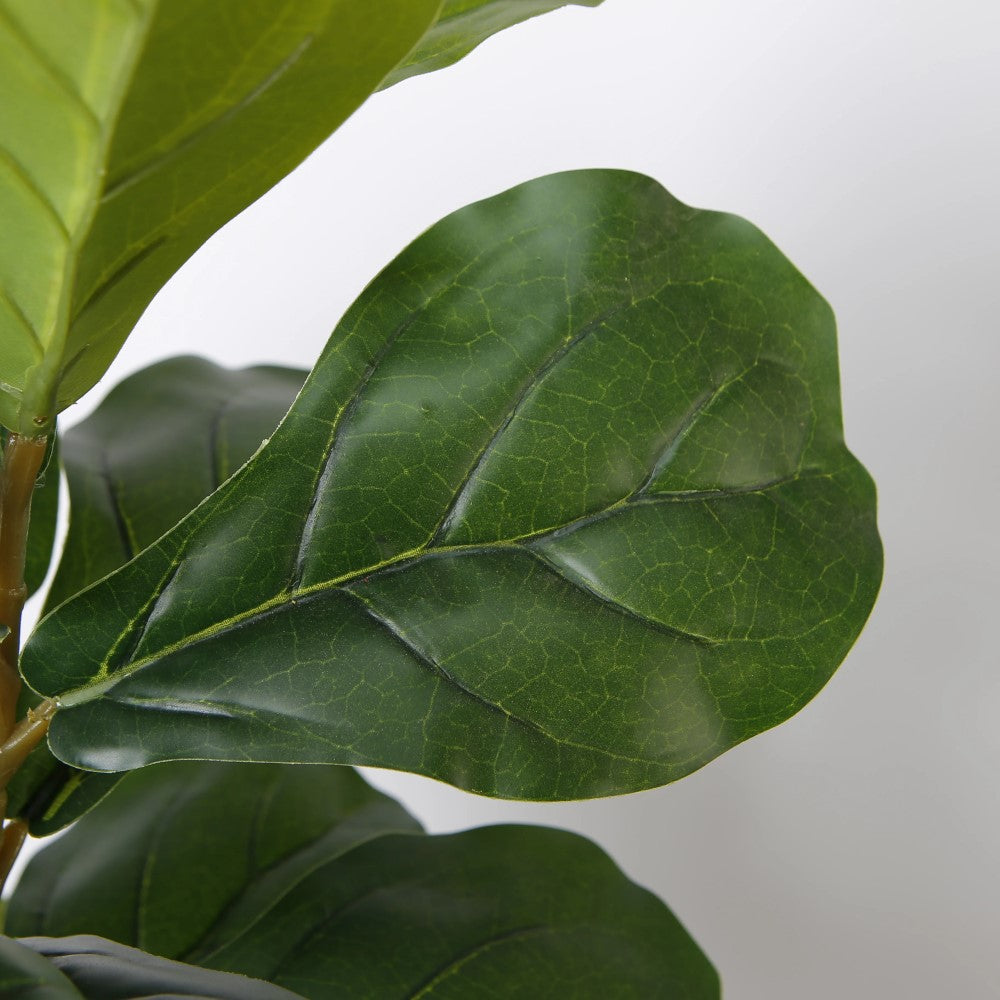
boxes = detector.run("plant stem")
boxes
[0,818,26,896]
[0,434,47,739]
[0,698,57,791]
[0,697,56,897]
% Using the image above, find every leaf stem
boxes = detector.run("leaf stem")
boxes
[0,433,47,738]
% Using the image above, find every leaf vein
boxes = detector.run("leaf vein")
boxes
[524,548,718,646]
[431,302,630,543]
[0,144,70,238]
[406,926,550,1000]
[0,5,101,130]
[100,35,315,202]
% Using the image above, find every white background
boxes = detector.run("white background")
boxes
[21,1,1000,996]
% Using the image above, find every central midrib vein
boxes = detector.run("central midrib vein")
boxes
[55,470,809,709]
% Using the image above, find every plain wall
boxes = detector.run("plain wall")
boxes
[22,1,1000,995]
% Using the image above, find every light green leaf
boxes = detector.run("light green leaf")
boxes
[9,760,718,1000]
[23,170,882,800]
[382,0,604,89]
[13,936,299,999]
[0,0,440,434]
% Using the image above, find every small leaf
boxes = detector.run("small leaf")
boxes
[0,0,440,433]
[382,0,604,89]
[14,936,299,999]
[0,935,81,999]
[23,170,882,800]
[9,760,718,999]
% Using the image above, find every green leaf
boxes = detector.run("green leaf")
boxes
[7,360,306,834]
[13,936,299,999]
[2,753,116,839]
[0,935,81,999]
[0,0,440,434]
[382,0,604,89]
[9,760,718,999]
[45,357,306,613]
[23,169,882,800]
[7,762,420,959]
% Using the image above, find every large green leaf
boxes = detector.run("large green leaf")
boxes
[7,360,305,834]
[13,936,299,999]
[23,170,882,800]
[9,760,718,999]
[382,0,603,89]
[0,0,440,434]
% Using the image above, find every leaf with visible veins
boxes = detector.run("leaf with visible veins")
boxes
[23,170,882,801]
[9,759,718,999]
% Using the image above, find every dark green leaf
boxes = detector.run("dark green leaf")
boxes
[23,169,882,800]
[2,752,116,839]
[45,357,305,613]
[0,0,439,434]
[5,360,305,835]
[14,936,299,999]
[9,760,718,1000]
[7,762,420,960]
[0,936,81,999]
[382,0,604,89]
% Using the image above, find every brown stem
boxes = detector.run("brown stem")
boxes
[0,434,47,739]
[0,698,57,791]
[0,817,27,896]
[0,698,56,898]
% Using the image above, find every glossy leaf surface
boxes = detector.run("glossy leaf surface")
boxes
[14,936,298,999]
[0,0,439,433]
[9,760,718,1000]
[383,0,603,88]
[24,170,882,800]
[8,360,305,834]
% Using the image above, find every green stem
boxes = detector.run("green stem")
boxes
[0,433,47,739]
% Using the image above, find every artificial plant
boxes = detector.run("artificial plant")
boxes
[0,2,881,996]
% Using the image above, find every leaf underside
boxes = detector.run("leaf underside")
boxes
[23,169,882,801]
[0,935,83,1000]
[0,0,607,435]
[9,759,719,999]
[382,0,604,89]
[11,935,299,1000]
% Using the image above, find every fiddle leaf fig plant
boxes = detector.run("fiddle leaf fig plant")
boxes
[0,2,881,997]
